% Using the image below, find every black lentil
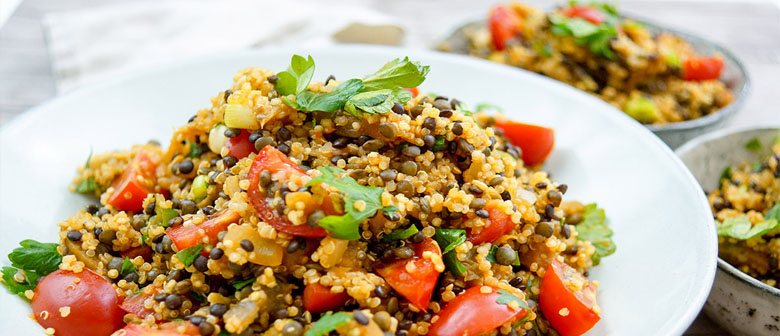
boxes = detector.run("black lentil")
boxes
[165,294,183,309]
[210,303,228,317]
[451,122,463,136]
[222,155,238,168]
[199,322,215,336]
[66,230,82,241]
[240,239,254,251]
[353,310,369,325]
[475,209,490,218]
[224,128,240,138]
[277,127,292,141]
[392,103,405,115]
[193,255,209,272]
[178,159,194,174]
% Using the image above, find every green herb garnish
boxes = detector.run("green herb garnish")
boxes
[549,6,618,60]
[575,203,615,265]
[1,267,39,300]
[432,135,446,151]
[76,177,98,194]
[362,57,430,91]
[306,166,389,240]
[176,244,203,266]
[745,138,763,152]
[443,252,467,277]
[154,207,179,228]
[8,240,62,275]
[433,228,468,276]
[188,142,203,158]
[120,257,137,276]
[275,55,316,96]
[474,102,504,113]
[382,225,419,242]
[495,289,530,309]
[286,79,364,113]
[231,277,255,290]
[344,88,411,116]
[305,312,353,336]
[717,204,780,240]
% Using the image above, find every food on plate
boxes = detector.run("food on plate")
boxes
[1,55,615,335]
[707,137,780,288]
[441,1,734,125]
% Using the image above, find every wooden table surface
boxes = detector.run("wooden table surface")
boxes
[1,0,779,335]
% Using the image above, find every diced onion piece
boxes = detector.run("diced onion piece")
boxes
[208,124,228,154]
[192,175,208,202]
[224,224,283,266]
[316,237,349,268]
[224,299,260,334]
[224,104,259,130]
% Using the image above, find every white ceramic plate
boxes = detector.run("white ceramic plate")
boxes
[0,46,715,335]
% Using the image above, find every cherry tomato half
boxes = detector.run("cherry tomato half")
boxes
[562,5,605,25]
[682,56,724,81]
[488,5,522,51]
[107,148,160,212]
[167,209,241,250]
[494,120,555,166]
[303,282,350,314]
[247,146,326,237]
[32,269,125,336]
[468,200,516,244]
[114,322,199,336]
[539,259,601,336]
[226,129,257,159]
[428,286,528,336]
[404,87,420,97]
[376,238,442,310]
[119,285,161,319]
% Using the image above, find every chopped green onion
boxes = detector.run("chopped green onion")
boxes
[624,96,659,123]
[192,175,208,202]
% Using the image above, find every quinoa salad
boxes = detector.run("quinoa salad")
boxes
[1,56,616,336]
[439,1,734,125]
[708,137,780,289]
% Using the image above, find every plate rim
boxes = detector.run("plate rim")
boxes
[0,45,718,335]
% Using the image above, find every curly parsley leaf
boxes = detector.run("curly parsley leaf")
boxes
[495,289,530,309]
[717,214,779,240]
[306,166,386,240]
[1,266,39,300]
[275,54,316,96]
[231,277,255,290]
[433,228,466,254]
[175,244,203,267]
[286,79,364,112]
[549,12,617,59]
[575,204,615,265]
[305,312,353,336]
[9,240,62,275]
[120,257,137,276]
[362,57,430,91]
[344,88,412,116]
[382,224,419,242]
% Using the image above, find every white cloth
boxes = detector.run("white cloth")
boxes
[43,0,401,91]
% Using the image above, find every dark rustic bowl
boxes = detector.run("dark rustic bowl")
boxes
[439,18,750,148]
[676,127,780,336]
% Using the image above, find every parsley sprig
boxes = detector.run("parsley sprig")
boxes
[575,203,616,265]
[277,55,429,115]
[306,166,392,240]
[432,228,468,276]
[717,204,780,240]
[549,3,619,59]
[305,312,353,336]
[1,240,62,300]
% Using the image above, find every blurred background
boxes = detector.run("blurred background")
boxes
[0,0,778,334]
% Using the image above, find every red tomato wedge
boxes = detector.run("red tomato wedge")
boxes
[32,269,125,336]
[428,286,528,336]
[404,87,419,97]
[120,285,161,319]
[107,148,160,212]
[562,5,605,25]
[303,282,350,314]
[114,322,199,336]
[539,259,601,336]
[226,129,257,159]
[376,238,442,311]
[121,245,152,261]
[682,56,724,81]
[488,5,522,51]
[468,201,515,244]
[167,209,240,250]
[494,120,555,166]
[247,146,326,237]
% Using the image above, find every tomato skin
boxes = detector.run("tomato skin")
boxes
[32,269,125,336]
[539,259,601,336]
[562,5,605,25]
[121,245,152,261]
[119,285,160,319]
[494,120,555,166]
[488,5,522,50]
[468,201,515,244]
[107,149,160,212]
[167,209,240,250]
[247,146,327,237]
[682,56,724,81]
[428,286,527,336]
[303,283,350,313]
[115,322,199,336]
[225,130,257,159]
[376,238,442,310]
[404,87,419,97]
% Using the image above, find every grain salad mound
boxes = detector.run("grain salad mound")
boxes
[2,55,615,336]
[440,1,734,125]
[708,138,780,288]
